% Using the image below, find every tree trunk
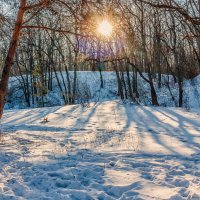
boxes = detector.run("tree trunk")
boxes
[150,80,159,106]
[0,0,26,118]
[178,79,183,107]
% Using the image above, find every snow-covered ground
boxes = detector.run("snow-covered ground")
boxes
[0,101,200,199]
[6,72,200,110]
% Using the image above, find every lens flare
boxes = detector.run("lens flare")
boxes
[97,20,113,37]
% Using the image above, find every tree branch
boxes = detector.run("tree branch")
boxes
[21,25,94,38]
[138,0,200,26]
[25,0,50,10]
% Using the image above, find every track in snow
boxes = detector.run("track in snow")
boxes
[0,101,200,199]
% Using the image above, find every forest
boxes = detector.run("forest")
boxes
[0,1,200,200]
[0,0,199,114]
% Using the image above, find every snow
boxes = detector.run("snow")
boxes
[0,100,200,199]
[6,72,118,109]
[6,72,200,111]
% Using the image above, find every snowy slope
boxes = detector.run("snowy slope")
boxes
[6,72,118,109]
[6,72,200,110]
[0,101,200,199]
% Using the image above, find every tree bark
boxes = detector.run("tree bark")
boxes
[0,0,26,118]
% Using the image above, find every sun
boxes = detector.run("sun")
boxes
[97,20,113,37]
